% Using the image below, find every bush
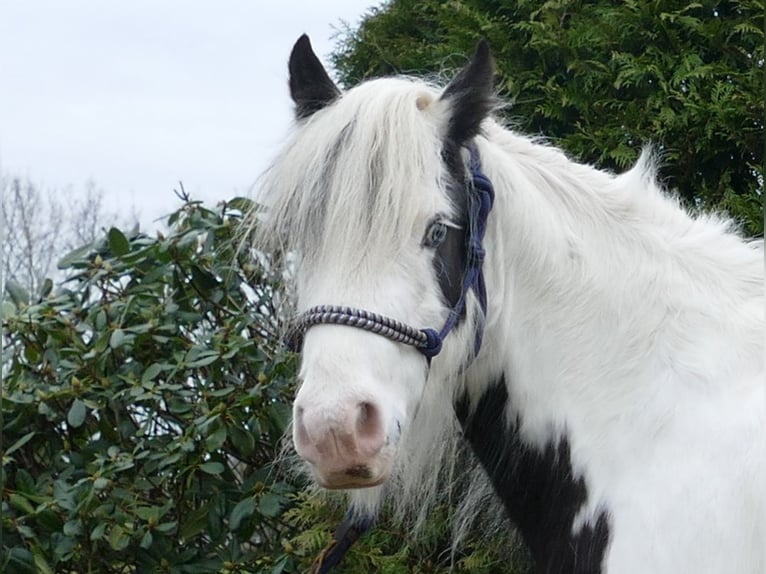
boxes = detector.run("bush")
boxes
[1,198,301,573]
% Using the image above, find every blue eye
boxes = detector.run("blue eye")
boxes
[423,220,448,248]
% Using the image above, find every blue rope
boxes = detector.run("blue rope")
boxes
[418,143,494,361]
[310,510,375,573]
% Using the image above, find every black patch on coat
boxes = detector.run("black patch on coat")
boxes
[432,141,471,312]
[455,377,611,573]
[429,38,494,326]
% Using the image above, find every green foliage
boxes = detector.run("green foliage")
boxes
[333,0,764,235]
[281,492,532,573]
[1,199,303,573]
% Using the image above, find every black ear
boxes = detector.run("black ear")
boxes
[440,40,495,143]
[288,34,341,119]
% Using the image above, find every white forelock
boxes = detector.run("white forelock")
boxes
[254,77,453,272]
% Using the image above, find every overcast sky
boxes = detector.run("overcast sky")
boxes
[0,1,376,229]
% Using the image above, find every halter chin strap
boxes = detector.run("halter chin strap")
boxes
[309,510,375,574]
[287,144,495,364]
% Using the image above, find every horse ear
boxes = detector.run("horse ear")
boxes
[440,40,495,143]
[288,34,341,119]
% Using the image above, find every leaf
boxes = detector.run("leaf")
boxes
[225,196,255,214]
[209,387,236,397]
[1,300,16,318]
[52,534,77,561]
[191,264,220,290]
[14,469,36,495]
[32,550,54,574]
[63,520,82,536]
[16,524,36,539]
[155,521,177,533]
[108,525,130,551]
[90,522,107,541]
[109,329,126,349]
[5,279,30,306]
[258,493,282,517]
[229,497,256,530]
[185,353,220,368]
[5,547,35,574]
[141,363,164,384]
[205,426,227,451]
[270,556,289,574]
[5,431,36,456]
[9,493,34,514]
[180,507,208,540]
[228,425,256,457]
[108,227,130,257]
[134,506,158,521]
[198,461,224,475]
[39,278,53,298]
[267,402,291,435]
[57,243,94,269]
[140,530,153,549]
[67,399,87,428]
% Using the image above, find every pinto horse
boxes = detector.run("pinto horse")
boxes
[253,35,765,573]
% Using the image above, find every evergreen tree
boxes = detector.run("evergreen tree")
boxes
[333,0,764,235]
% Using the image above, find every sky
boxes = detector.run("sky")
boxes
[0,1,377,230]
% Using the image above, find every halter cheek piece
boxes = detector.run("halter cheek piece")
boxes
[289,144,495,574]
[287,144,495,365]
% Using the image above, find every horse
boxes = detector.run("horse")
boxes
[251,35,765,573]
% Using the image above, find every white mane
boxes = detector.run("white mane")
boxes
[251,71,765,569]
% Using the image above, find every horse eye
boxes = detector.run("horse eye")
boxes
[423,220,448,248]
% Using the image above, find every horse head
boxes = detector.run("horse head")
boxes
[269,35,495,493]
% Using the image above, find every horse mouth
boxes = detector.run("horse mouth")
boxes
[313,465,389,490]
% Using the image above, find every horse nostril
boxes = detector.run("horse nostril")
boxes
[355,401,384,448]
[294,400,387,466]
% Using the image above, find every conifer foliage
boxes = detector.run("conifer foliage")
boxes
[333,0,764,235]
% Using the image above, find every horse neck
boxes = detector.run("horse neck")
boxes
[453,125,764,568]
[473,123,762,422]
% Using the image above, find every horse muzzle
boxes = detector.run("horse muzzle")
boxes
[293,399,396,489]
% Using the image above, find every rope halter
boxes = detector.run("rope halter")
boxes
[287,144,495,364]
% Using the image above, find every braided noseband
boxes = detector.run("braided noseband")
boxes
[295,305,433,350]
[287,144,495,364]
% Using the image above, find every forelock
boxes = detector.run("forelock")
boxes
[253,77,452,268]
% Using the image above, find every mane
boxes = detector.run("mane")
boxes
[477,121,763,313]
[248,71,764,556]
